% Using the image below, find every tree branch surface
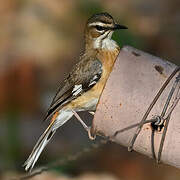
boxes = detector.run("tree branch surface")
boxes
[92,46,180,169]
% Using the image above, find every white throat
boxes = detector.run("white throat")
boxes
[93,31,119,51]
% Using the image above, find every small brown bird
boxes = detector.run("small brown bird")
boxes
[24,12,127,171]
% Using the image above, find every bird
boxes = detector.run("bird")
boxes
[24,12,127,171]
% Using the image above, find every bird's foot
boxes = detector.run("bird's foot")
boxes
[71,109,96,140]
[87,126,96,140]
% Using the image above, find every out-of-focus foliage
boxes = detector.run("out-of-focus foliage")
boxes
[0,0,179,180]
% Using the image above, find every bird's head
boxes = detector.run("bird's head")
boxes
[84,12,127,51]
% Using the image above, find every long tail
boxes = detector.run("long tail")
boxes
[24,110,73,172]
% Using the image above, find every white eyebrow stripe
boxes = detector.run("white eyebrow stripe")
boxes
[88,22,106,27]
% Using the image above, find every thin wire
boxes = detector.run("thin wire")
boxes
[156,71,180,162]
[164,76,180,120]
[151,128,156,159]
[128,66,180,152]
[111,118,157,139]
[157,115,171,163]
[113,69,180,162]
[160,72,179,122]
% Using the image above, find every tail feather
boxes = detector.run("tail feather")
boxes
[24,109,73,172]
[24,123,55,171]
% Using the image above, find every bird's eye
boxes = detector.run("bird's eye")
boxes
[95,25,105,31]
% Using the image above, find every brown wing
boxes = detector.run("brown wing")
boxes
[44,57,102,121]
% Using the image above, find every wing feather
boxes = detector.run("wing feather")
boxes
[44,57,102,121]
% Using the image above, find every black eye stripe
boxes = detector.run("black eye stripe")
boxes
[94,25,115,31]
[95,25,107,31]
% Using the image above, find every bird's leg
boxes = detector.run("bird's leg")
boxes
[72,110,88,129]
[71,109,96,140]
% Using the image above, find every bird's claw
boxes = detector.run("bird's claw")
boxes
[87,127,96,140]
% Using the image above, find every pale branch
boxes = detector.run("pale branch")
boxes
[92,46,180,169]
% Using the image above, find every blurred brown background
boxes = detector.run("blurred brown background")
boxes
[0,0,180,180]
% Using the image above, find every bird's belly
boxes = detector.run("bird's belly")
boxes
[65,84,102,111]
[75,98,98,112]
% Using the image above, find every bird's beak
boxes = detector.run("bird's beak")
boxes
[113,23,128,30]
